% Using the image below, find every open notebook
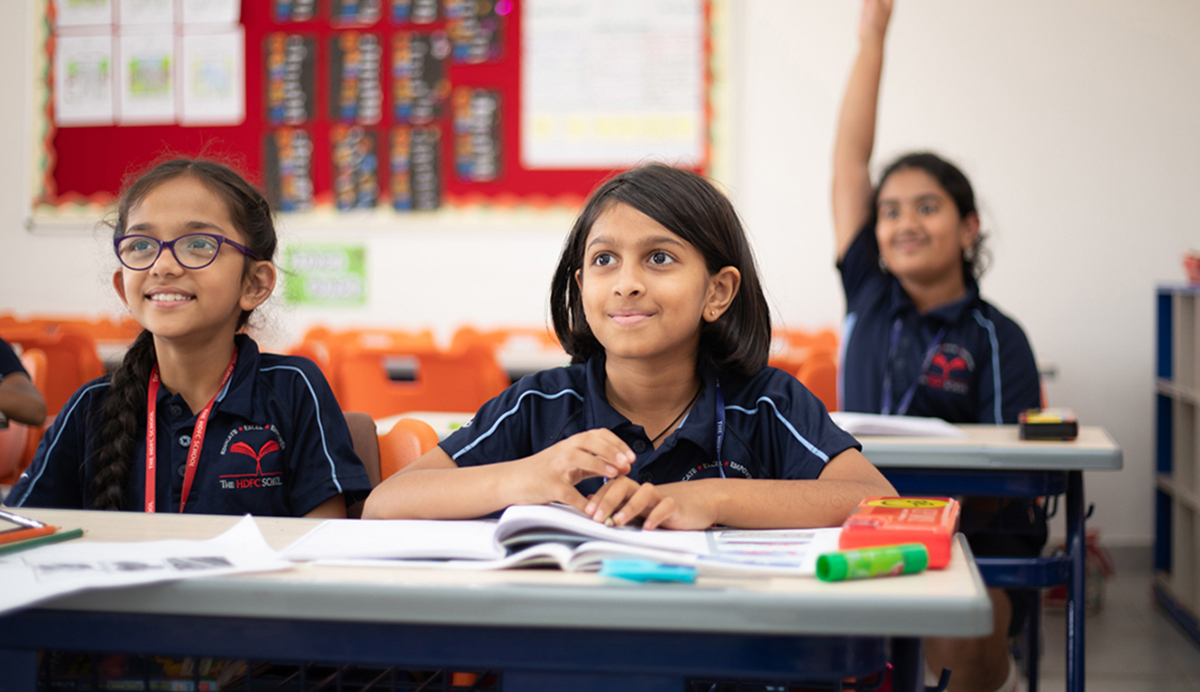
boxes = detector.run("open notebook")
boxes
[283,504,841,577]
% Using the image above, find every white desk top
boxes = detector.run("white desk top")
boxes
[15,508,992,639]
[858,424,1123,471]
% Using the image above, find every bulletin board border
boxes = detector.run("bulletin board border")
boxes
[26,0,734,233]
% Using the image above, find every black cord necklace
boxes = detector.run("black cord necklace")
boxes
[648,384,704,444]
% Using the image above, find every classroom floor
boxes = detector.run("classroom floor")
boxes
[1038,547,1200,691]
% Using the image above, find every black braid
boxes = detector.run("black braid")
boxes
[90,330,156,510]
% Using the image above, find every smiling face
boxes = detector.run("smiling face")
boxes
[875,167,979,285]
[112,176,270,347]
[575,203,737,368]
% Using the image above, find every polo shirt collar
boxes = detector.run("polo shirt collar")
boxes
[209,334,262,420]
[583,355,719,456]
[583,355,637,434]
[887,275,982,325]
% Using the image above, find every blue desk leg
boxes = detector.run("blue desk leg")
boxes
[501,672,678,692]
[1026,592,1041,692]
[889,637,924,692]
[1066,470,1085,692]
[0,649,37,692]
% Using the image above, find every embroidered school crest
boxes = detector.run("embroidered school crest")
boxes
[218,425,286,490]
[921,344,974,395]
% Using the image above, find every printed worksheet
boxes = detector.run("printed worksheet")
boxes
[0,516,292,617]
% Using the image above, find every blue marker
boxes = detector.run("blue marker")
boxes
[598,559,697,583]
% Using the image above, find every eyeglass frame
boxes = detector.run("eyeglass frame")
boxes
[113,233,262,271]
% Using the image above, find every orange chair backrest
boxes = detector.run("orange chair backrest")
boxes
[336,339,508,419]
[1,326,105,416]
[379,417,440,481]
[795,351,838,412]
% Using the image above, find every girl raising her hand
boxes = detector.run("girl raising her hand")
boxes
[364,164,894,528]
[6,159,371,516]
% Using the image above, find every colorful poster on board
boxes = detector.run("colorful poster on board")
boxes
[284,244,368,307]
[453,87,500,182]
[265,33,315,125]
[390,0,437,24]
[391,31,449,125]
[273,0,317,23]
[330,32,382,124]
[331,125,379,210]
[331,0,382,25]
[264,128,314,212]
[445,0,506,64]
[390,125,441,211]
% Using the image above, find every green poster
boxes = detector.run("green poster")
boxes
[284,244,367,306]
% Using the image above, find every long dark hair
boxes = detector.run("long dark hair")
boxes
[550,163,771,377]
[91,159,277,511]
[874,152,989,281]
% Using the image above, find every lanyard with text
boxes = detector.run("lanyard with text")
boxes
[881,318,946,417]
[144,349,238,513]
[714,379,727,479]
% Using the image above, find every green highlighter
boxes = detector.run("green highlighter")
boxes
[816,543,928,582]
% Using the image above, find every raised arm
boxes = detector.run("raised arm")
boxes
[831,0,893,262]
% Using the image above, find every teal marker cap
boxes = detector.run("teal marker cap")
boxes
[816,543,929,582]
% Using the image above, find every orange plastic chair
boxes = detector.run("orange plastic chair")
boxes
[795,351,838,412]
[1,326,105,416]
[451,325,567,384]
[769,328,838,383]
[287,327,438,402]
[378,417,440,480]
[335,337,508,419]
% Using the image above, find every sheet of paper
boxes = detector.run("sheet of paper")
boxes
[829,412,968,438]
[181,0,240,25]
[54,33,115,126]
[119,0,174,26]
[118,32,176,124]
[0,516,292,617]
[705,527,842,576]
[54,0,114,27]
[282,518,504,561]
[520,0,705,169]
[180,28,245,125]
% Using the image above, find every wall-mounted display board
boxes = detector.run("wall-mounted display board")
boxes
[31,0,727,225]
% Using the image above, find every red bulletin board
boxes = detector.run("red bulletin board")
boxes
[37,0,713,212]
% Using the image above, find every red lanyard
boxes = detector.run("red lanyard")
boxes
[145,349,238,513]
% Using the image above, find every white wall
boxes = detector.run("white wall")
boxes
[4,0,1198,545]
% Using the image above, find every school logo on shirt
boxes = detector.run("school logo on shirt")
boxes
[921,344,974,395]
[680,460,754,482]
[218,425,286,490]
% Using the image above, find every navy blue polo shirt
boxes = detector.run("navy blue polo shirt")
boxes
[5,335,371,515]
[838,229,1040,424]
[441,356,861,497]
[0,338,27,378]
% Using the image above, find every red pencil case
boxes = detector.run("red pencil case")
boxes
[838,497,961,569]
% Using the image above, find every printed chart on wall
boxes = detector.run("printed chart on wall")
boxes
[31,0,723,225]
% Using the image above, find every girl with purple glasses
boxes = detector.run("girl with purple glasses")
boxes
[6,159,370,516]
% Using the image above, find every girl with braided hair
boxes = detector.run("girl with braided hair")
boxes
[6,159,371,516]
